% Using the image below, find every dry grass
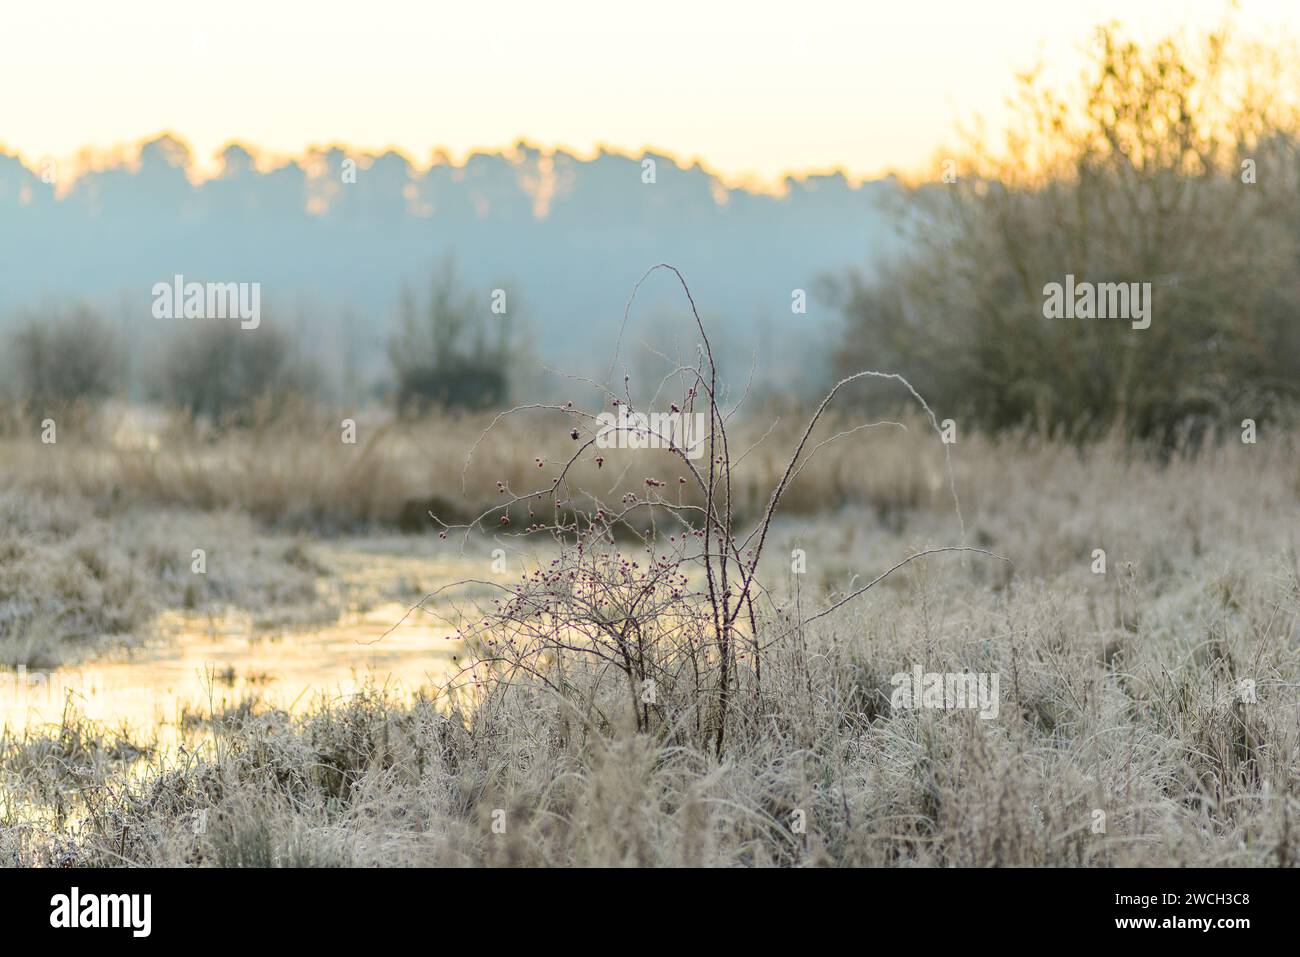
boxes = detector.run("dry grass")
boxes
[0,399,981,534]
[2,423,1296,867]
[0,489,337,668]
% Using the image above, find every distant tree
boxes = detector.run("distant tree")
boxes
[158,322,314,422]
[7,307,125,406]
[387,257,509,413]
[830,24,1300,443]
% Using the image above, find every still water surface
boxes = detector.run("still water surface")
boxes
[0,546,478,753]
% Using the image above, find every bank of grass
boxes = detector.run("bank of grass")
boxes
[1,427,1296,866]
[0,490,337,669]
[0,401,1017,534]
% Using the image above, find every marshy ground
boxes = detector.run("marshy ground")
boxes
[1,410,1296,866]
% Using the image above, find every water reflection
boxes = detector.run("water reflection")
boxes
[1,566,470,756]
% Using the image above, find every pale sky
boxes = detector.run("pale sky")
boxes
[2,0,1295,187]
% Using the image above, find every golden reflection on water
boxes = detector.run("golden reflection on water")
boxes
[0,540,708,761]
[0,545,484,755]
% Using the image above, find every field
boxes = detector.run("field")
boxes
[1,408,1296,866]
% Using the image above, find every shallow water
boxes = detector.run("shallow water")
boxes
[0,545,480,753]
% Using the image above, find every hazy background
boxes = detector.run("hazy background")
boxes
[1,0,1297,429]
[0,139,902,400]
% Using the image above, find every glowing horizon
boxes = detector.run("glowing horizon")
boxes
[3,0,1297,192]
[0,130,911,199]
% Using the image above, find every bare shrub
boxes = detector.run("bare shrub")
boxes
[5,306,125,408]
[388,257,510,413]
[423,265,1004,756]
[156,322,315,423]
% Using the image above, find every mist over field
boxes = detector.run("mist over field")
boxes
[0,140,902,398]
